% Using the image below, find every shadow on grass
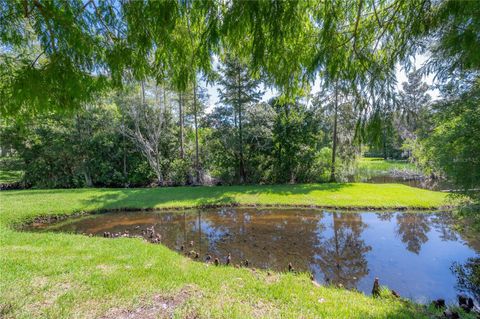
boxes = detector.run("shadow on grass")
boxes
[0,184,357,218]
[236,183,353,195]
[70,183,354,212]
[79,187,238,211]
[0,188,107,196]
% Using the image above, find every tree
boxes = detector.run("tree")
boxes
[411,0,480,201]
[0,104,151,188]
[1,0,433,116]
[422,0,480,81]
[181,83,209,184]
[311,82,360,181]
[422,82,480,199]
[330,82,339,181]
[117,82,171,186]
[176,91,186,160]
[363,86,400,160]
[398,70,431,139]
[269,99,325,184]
[217,57,262,183]
[205,101,274,184]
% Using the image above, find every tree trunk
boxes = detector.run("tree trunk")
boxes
[75,114,93,187]
[193,80,200,183]
[382,125,387,160]
[237,73,246,183]
[122,110,128,187]
[179,92,184,159]
[148,156,163,186]
[233,102,238,180]
[330,82,339,182]
[238,105,246,183]
[83,168,93,187]
[155,166,163,186]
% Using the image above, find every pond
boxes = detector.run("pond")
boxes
[28,208,479,305]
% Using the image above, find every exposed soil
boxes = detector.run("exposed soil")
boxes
[101,285,201,319]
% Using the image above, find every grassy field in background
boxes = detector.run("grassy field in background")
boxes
[0,184,453,318]
[0,156,24,184]
[357,157,419,173]
[0,170,23,184]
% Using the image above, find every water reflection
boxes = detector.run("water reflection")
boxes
[30,208,479,303]
[396,214,430,254]
[314,213,371,288]
[451,257,480,304]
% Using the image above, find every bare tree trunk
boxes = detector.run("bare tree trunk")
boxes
[83,169,93,187]
[120,81,166,188]
[193,79,200,183]
[141,81,163,186]
[179,92,184,160]
[122,110,128,187]
[238,104,246,183]
[155,159,163,186]
[233,103,238,179]
[75,114,93,187]
[330,82,339,182]
[237,73,246,183]
[382,125,387,160]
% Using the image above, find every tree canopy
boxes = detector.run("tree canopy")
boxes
[1,0,439,116]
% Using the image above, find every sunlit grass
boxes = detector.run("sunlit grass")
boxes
[0,183,449,227]
[0,156,24,184]
[0,170,23,184]
[357,157,419,173]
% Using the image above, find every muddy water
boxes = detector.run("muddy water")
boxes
[29,208,479,304]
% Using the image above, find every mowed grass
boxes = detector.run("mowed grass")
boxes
[0,170,23,184]
[0,157,24,184]
[1,183,448,225]
[357,157,419,174]
[0,184,450,318]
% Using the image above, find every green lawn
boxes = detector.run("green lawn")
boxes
[0,184,452,318]
[0,170,23,184]
[357,157,419,174]
[1,183,449,226]
[0,157,24,184]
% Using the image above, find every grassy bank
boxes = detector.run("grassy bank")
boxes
[358,157,419,172]
[357,157,421,177]
[1,183,448,226]
[0,184,450,318]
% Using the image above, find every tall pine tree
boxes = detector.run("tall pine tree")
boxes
[218,57,262,183]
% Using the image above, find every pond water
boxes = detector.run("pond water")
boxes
[28,208,479,304]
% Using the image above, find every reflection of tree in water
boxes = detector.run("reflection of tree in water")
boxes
[451,257,480,304]
[153,212,199,251]
[315,213,371,289]
[430,213,458,242]
[196,209,326,271]
[396,213,430,254]
[376,212,395,222]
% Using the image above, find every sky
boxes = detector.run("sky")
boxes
[203,54,440,112]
